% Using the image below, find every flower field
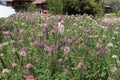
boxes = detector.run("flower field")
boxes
[0,13,120,80]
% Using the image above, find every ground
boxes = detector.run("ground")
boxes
[102,14,120,23]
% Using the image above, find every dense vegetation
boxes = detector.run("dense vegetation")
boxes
[48,0,105,16]
[0,13,120,80]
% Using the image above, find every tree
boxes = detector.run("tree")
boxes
[26,3,36,12]
[48,0,105,16]
[48,0,64,14]
[64,0,104,16]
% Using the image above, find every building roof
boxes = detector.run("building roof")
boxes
[33,0,47,4]
[6,0,31,2]
[6,0,13,2]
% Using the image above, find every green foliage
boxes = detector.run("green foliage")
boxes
[48,0,104,16]
[26,3,36,12]
[48,0,64,14]
[64,0,105,17]
[112,10,120,16]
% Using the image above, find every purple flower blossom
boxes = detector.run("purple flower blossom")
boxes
[35,58,41,62]
[78,62,84,69]
[29,35,35,40]
[41,28,46,33]
[71,36,77,41]
[11,63,17,67]
[84,34,93,39]
[110,66,118,72]
[22,47,28,52]
[42,23,48,28]
[34,40,43,47]
[64,46,71,53]
[96,47,107,55]
[83,27,92,32]
[18,50,27,57]
[49,45,56,51]
[60,37,68,43]
[2,31,11,35]
[22,68,29,74]
[14,36,21,41]
[26,63,33,69]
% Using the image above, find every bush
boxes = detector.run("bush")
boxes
[64,0,104,17]
[48,0,64,14]
[48,0,104,17]
[112,10,120,16]
[26,3,36,12]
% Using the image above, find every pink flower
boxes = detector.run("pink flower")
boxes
[49,45,56,52]
[71,36,77,41]
[29,35,35,40]
[64,46,71,53]
[2,68,10,74]
[22,68,29,74]
[42,23,48,28]
[102,35,107,41]
[26,63,33,69]
[25,75,36,80]
[2,31,11,35]
[96,47,107,55]
[34,40,42,47]
[110,66,118,72]
[64,68,69,75]
[22,47,28,52]
[78,62,84,69]
[35,58,41,62]
[11,63,17,67]
[18,50,27,57]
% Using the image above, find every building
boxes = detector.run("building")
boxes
[6,0,48,12]
[6,0,33,10]
[105,6,112,13]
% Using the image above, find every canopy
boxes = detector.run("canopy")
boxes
[0,5,15,18]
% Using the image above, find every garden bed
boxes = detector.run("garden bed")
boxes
[0,13,120,80]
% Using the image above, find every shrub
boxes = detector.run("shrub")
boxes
[26,3,36,12]
[112,10,120,16]
[48,0,64,14]
[48,0,104,17]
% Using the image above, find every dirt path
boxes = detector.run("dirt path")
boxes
[102,14,120,23]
